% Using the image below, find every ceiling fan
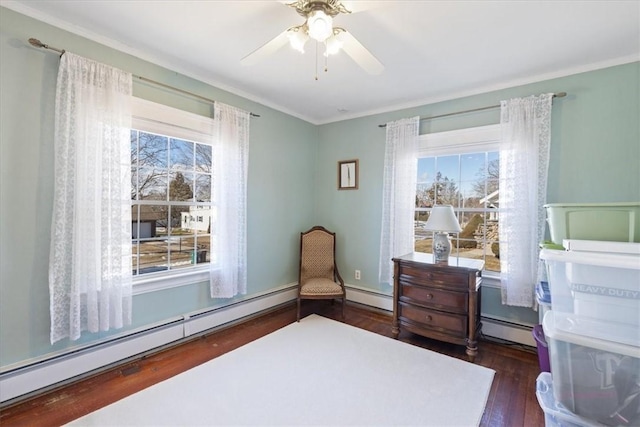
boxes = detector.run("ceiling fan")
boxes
[241,0,384,76]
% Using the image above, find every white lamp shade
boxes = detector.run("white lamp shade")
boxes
[424,205,462,233]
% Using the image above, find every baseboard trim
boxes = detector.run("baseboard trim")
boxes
[1,283,534,404]
[0,284,298,404]
[345,284,394,311]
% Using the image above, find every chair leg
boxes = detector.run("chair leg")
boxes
[342,296,346,320]
[297,298,301,322]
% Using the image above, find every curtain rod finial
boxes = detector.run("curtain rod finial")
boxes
[28,38,44,48]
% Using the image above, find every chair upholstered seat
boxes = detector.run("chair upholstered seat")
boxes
[297,226,346,321]
[300,278,343,295]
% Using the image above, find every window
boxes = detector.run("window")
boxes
[130,98,215,282]
[414,125,501,273]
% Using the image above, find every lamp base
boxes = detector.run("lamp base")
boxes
[432,232,451,265]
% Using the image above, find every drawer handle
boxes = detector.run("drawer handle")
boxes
[425,315,433,322]
[426,293,433,300]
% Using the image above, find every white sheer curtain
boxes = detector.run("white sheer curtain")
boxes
[49,52,133,344]
[210,102,250,298]
[499,93,553,307]
[379,117,420,285]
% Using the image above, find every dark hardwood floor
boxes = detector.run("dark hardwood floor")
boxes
[0,301,545,426]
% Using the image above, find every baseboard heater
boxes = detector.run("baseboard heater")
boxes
[0,285,298,405]
[480,316,535,347]
[0,284,534,404]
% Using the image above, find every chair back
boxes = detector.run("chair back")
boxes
[300,227,335,284]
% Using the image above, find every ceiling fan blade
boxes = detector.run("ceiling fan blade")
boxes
[340,1,387,14]
[241,29,290,66]
[338,30,384,75]
[277,1,385,14]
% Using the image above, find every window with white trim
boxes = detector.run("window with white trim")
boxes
[415,125,502,273]
[131,98,216,280]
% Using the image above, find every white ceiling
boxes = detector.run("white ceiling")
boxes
[4,0,640,124]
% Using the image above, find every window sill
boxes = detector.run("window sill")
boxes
[133,266,210,295]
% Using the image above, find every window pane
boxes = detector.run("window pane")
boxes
[131,130,139,167]
[460,153,485,181]
[194,214,211,264]
[169,171,194,202]
[416,184,434,208]
[139,132,168,168]
[138,168,167,200]
[168,234,195,270]
[417,157,435,184]
[195,174,211,202]
[138,238,169,275]
[170,138,194,171]
[131,204,140,274]
[168,205,189,234]
[435,155,459,183]
[195,144,212,173]
[434,176,461,207]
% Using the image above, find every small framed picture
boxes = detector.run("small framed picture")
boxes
[338,159,359,190]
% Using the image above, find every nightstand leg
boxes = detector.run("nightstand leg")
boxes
[466,342,478,363]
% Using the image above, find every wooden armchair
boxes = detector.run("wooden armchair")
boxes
[297,226,346,321]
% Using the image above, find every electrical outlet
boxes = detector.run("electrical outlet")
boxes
[355,270,361,280]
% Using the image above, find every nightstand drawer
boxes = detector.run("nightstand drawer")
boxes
[398,264,471,290]
[399,302,467,337]
[399,283,468,313]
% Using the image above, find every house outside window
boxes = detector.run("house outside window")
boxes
[415,125,502,274]
[130,98,215,290]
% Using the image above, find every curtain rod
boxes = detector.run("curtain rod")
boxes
[28,38,260,118]
[377,92,567,128]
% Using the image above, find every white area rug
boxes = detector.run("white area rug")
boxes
[68,314,495,426]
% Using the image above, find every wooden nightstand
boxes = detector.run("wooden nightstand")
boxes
[391,252,484,362]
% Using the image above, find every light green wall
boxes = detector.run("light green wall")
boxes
[315,61,640,323]
[0,8,318,368]
[2,5,639,369]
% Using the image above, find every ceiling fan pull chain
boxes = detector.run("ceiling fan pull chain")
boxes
[315,41,319,80]
[324,41,329,73]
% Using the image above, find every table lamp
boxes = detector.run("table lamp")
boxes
[424,205,462,265]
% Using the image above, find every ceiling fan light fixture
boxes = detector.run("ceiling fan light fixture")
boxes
[288,27,309,53]
[307,9,333,42]
[324,34,343,56]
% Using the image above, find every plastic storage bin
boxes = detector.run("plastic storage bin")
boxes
[537,281,552,324]
[544,202,640,245]
[533,324,551,373]
[536,372,605,427]
[540,248,640,346]
[543,312,640,425]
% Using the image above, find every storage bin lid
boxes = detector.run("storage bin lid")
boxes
[540,248,640,270]
[563,239,640,255]
[535,281,551,304]
[544,202,640,208]
[543,311,640,356]
[547,312,640,347]
[536,372,603,427]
